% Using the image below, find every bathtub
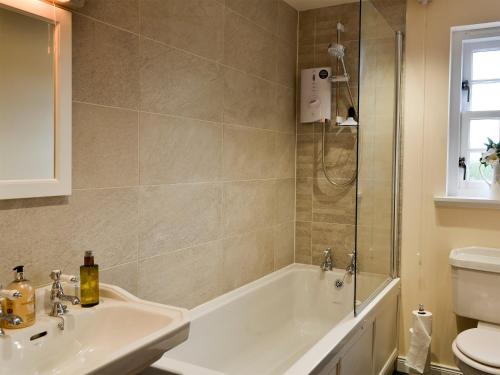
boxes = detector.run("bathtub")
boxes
[144,264,400,375]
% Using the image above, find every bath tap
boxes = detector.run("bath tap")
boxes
[0,288,23,335]
[49,270,80,330]
[346,253,356,275]
[321,248,333,271]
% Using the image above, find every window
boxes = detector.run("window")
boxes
[448,24,500,197]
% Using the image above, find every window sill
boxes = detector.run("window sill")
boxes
[434,195,500,209]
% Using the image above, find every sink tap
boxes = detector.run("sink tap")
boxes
[49,270,80,305]
[49,270,79,330]
[50,301,68,330]
[0,288,24,336]
[321,248,334,271]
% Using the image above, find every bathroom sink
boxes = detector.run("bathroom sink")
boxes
[0,283,189,375]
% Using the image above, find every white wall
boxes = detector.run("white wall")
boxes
[401,0,500,366]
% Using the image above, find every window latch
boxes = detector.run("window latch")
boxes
[458,157,467,180]
[462,80,470,102]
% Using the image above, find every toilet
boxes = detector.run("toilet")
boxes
[450,247,500,375]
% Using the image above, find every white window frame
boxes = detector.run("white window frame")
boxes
[448,22,500,197]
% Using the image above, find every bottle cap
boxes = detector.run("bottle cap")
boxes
[12,265,25,281]
[84,251,95,266]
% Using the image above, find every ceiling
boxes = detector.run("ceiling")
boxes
[283,0,359,11]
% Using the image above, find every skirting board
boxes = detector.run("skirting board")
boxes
[396,357,462,375]
[379,349,399,375]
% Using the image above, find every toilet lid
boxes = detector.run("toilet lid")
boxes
[456,328,500,368]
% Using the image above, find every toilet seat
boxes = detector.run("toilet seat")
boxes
[451,339,500,375]
[456,328,500,368]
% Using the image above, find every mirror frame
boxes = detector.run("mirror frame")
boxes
[0,0,71,200]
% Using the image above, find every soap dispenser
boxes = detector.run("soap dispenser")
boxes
[4,265,35,329]
[80,251,99,307]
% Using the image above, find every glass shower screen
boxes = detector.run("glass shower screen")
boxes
[354,0,402,314]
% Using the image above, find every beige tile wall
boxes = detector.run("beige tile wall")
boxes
[0,0,297,309]
[295,3,360,268]
[295,1,406,272]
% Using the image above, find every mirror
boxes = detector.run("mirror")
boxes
[0,7,55,180]
[0,1,71,200]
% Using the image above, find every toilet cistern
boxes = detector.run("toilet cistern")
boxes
[449,247,500,375]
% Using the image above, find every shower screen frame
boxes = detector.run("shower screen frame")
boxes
[353,1,404,316]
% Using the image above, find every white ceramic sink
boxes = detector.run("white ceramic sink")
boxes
[0,283,189,375]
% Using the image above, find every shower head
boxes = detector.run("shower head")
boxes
[328,43,345,59]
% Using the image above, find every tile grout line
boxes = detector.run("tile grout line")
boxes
[72,176,296,192]
[138,222,295,264]
[136,0,142,292]
[72,100,296,137]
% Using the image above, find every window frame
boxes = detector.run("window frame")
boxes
[448,23,500,197]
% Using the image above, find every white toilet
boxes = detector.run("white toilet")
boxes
[450,247,500,375]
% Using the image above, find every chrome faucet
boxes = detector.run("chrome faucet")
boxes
[0,288,24,335]
[321,248,334,271]
[49,270,80,330]
[346,253,356,275]
[49,270,80,305]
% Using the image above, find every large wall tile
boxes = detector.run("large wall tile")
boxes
[312,178,356,225]
[296,178,312,222]
[101,262,138,295]
[276,178,295,224]
[223,68,275,130]
[140,38,223,122]
[224,10,276,81]
[222,125,275,180]
[0,199,37,287]
[78,0,140,33]
[275,133,295,178]
[297,133,314,178]
[295,221,311,264]
[223,180,275,235]
[275,39,297,89]
[139,241,224,309]
[222,229,274,290]
[73,103,138,189]
[140,0,224,61]
[274,222,294,269]
[273,85,296,133]
[73,15,139,109]
[226,0,278,34]
[139,183,222,258]
[277,0,298,44]
[314,132,357,180]
[139,112,222,184]
[27,188,139,285]
[315,3,359,45]
[311,222,354,267]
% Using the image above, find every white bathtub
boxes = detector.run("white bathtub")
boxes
[145,264,400,375]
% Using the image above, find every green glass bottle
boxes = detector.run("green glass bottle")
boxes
[80,251,99,307]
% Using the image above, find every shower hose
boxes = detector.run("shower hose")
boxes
[321,122,357,187]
